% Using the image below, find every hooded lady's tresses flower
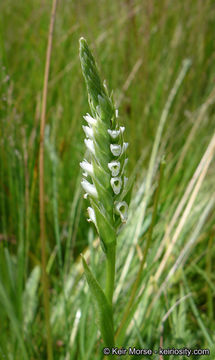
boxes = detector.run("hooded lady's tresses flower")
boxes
[80,160,94,176]
[115,201,128,223]
[81,179,98,199]
[108,161,120,177]
[79,37,129,253]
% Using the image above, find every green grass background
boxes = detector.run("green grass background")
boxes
[0,0,215,359]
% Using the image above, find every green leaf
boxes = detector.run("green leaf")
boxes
[0,281,28,360]
[81,255,115,348]
[23,266,41,333]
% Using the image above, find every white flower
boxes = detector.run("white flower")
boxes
[84,139,95,155]
[83,113,97,126]
[87,207,96,225]
[81,179,98,198]
[108,161,120,176]
[110,177,122,195]
[108,129,120,139]
[108,126,125,139]
[115,109,119,118]
[82,125,94,139]
[120,126,125,134]
[115,201,128,222]
[80,160,94,176]
[110,144,121,156]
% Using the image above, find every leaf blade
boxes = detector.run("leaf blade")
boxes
[81,255,115,348]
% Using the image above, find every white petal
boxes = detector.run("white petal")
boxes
[110,177,122,195]
[115,201,128,222]
[84,139,95,155]
[115,109,119,118]
[108,161,120,176]
[81,179,98,198]
[108,129,120,139]
[110,144,121,156]
[82,125,93,139]
[120,126,125,134]
[83,113,97,126]
[87,207,96,225]
[80,160,93,176]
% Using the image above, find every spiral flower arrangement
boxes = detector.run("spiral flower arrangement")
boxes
[79,38,129,256]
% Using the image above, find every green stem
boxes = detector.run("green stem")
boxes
[102,245,116,360]
[105,246,116,357]
[105,244,116,306]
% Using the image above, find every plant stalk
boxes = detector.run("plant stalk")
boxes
[105,244,116,306]
[105,243,116,358]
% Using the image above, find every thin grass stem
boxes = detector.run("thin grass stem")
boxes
[206,230,214,322]
[116,159,165,344]
[39,1,58,359]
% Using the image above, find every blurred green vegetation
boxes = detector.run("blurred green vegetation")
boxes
[0,0,215,359]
